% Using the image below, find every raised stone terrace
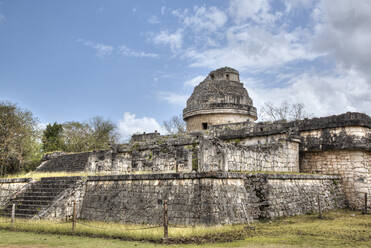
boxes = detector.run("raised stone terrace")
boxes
[0,177,81,219]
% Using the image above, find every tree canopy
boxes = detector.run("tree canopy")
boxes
[163,115,186,134]
[0,102,41,176]
[42,117,118,153]
[259,101,313,122]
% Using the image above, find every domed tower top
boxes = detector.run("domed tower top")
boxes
[183,67,257,132]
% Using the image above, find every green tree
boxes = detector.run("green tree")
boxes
[42,122,64,152]
[89,116,118,150]
[61,117,117,152]
[62,121,91,152]
[0,102,41,176]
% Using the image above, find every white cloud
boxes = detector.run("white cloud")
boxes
[153,30,183,53]
[149,0,371,117]
[185,25,317,71]
[118,45,158,58]
[173,6,227,32]
[157,92,188,106]
[118,112,165,140]
[246,68,371,118]
[184,75,205,87]
[77,38,114,57]
[228,0,279,25]
[313,0,371,81]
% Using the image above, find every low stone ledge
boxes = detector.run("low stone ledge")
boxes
[263,174,341,180]
[85,172,342,182]
[0,178,32,183]
[86,172,247,181]
[211,112,370,140]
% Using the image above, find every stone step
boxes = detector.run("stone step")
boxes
[4,200,52,209]
[0,212,35,219]
[30,184,75,189]
[25,189,66,195]
[10,208,39,215]
[18,196,56,201]
[11,200,53,205]
[22,191,61,197]
[0,177,81,219]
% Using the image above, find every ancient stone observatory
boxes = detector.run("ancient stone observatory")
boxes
[183,67,257,132]
[0,67,370,226]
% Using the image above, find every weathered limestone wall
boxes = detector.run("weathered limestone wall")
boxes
[37,134,199,174]
[301,150,370,209]
[0,178,31,208]
[186,113,255,132]
[79,173,344,225]
[299,126,370,152]
[199,136,299,172]
[264,175,345,218]
[80,173,254,225]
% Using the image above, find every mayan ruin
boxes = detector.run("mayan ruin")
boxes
[1,67,369,226]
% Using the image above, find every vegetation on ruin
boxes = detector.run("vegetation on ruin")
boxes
[0,102,42,177]
[259,101,313,122]
[0,100,120,177]
[0,209,369,247]
[163,115,186,134]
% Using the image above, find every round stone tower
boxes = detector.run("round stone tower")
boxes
[183,67,257,132]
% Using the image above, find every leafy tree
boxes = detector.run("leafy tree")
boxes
[42,122,64,152]
[62,117,118,152]
[163,115,186,134]
[259,101,313,122]
[0,102,41,176]
[89,116,118,150]
[62,121,91,152]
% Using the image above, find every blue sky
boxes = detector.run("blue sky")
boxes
[1,0,370,139]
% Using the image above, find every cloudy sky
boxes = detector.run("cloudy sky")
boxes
[1,0,370,139]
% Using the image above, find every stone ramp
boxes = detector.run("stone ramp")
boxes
[0,177,81,219]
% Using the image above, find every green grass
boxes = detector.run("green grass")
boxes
[0,218,245,244]
[0,210,370,247]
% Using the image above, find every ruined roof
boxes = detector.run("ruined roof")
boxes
[183,67,257,120]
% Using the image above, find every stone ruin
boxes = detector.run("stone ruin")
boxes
[0,67,370,225]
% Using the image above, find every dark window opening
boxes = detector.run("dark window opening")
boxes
[226,74,229,80]
[210,74,215,79]
[202,122,208,130]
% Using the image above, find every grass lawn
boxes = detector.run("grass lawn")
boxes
[0,209,370,248]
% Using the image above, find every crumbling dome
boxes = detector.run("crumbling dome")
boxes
[183,67,257,132]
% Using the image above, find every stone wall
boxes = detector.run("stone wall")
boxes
[199,136,299,172]
[0,173,345,224]
[0,178,31,208]
[37,134,199,174]
[80,173,254,225]
[301,150,370,209]
[186,113,255,132]
[79,173,344,225]
[264,175,345,218]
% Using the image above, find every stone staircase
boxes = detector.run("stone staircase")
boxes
[0,177,81,219]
